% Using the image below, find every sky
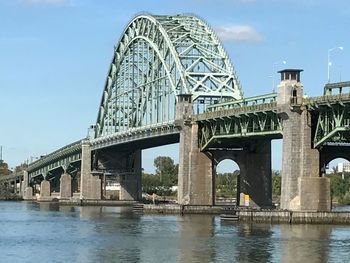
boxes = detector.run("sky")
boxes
[0,0,349,173]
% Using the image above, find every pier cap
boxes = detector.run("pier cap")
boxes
[278,69,303,82]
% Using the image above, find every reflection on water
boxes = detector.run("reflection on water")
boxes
[279,224,331,263]
[1,202,350,262]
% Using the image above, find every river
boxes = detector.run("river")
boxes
[1,202,350,263]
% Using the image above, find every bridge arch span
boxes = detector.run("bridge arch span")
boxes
[95,14,242,138]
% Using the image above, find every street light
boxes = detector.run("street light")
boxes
[328,46,343,83]
[272,60,287,91]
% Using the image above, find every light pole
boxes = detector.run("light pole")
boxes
[328,46,343,83]
[272,60,286,91]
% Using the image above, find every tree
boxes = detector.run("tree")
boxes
[272,170,281,198]
[153,156,178,186]
[330,175,349,198]
[215,171,238,198]
[0,160,10,176]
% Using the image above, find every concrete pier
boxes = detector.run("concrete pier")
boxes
[277,69,330,211]
[60,173,72,199]
[80,140,101,200]
[177,94,214,205]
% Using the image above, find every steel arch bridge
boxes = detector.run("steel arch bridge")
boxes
[95,14,242,139]
[22,13,243,183]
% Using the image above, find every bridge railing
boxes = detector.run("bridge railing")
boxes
[323,81,350,96]
[305,92,350,107]
[28,139,83,172]
[205,93,277,113]
[194,101,278,122]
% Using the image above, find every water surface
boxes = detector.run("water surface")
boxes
[1,202,350,262]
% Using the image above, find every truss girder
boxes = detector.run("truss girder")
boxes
[312,102,350,148]
[26,140,82,180]
[196,102,282,150]
[95,14,242,138]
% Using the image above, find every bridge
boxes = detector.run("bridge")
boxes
[2,14,350,211]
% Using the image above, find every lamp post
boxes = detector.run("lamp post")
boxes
[272,60,286,91]
[328,46,343,83]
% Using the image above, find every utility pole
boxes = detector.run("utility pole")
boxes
[0,145,2,161]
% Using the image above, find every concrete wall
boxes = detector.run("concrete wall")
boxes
[119,150,142,201]
[277,73,330,211]
[60,173,72,199]
[299,177,331,211]
[80,140,101,200]
[212,140,272,208]
[95,147,141,201]
[176,94,215,205]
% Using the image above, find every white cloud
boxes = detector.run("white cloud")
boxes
[215,25,263,43]
[21,0,72,6]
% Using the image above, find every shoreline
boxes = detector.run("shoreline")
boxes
[2,199,350,224]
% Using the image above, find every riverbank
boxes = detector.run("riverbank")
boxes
[143,204,350,224]
[5,198,350,224]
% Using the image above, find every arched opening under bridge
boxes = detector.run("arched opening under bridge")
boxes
[215,159,240,205]
[323,158,350,208]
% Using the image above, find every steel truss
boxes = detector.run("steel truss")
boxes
[196,101,282,150]
[308,93,350,147]
[95,14,242,138]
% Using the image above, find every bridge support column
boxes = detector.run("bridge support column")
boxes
[177,102,214,205]
[238,140,272,207]
[38,180,51,201]
[22,170,34,200]
[80,140,101,200]
[119,150,142,201]
[60,173,72,199]
[278,69,330,211]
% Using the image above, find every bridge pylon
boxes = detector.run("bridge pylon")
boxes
[80,140,101,200]
[177,95,214,205]
[278,69,331,211]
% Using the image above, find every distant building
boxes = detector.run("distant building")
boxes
[338,162,350,173]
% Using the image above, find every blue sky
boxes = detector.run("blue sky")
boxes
[0,0,349,172]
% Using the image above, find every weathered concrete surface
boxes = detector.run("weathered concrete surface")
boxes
[21,170,29,197]
[96,148,141,201]
[188,123,214,205]
[177,95,214,206]
[178,122,213,205]
[119,150,142,201]
[212,140,272,208]
[238,210,350,224]
[238,140,272,207]
[277,70,330,211]
[23,186,34,200]
[38,180,51,201]
[144,204,222,214]
[299,177,331,211]
[80,140,101,200]
[177,94,193,205]
[60,173,72,199]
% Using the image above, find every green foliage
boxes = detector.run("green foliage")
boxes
[339,192,350,205]
[330,175,349,198]
[0,160,10,176]
[215,171,238,198]
[272,170,281,197]
[153,156,178,186]
[142,156,178,196]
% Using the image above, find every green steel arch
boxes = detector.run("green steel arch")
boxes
[95,14,242,138]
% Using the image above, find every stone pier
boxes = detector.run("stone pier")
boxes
[80,140,101,200]
[119,150,142,201]
[60,173,72,199]
[177,94,214,205]
[94,148,142,201]
[278,69,330,211]
[22,170,34,200]
[38,179,51,201]
[212,139,272,208]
